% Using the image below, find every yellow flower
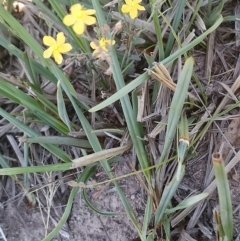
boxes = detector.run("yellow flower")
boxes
[43,32,72,64]
[121,0,145,19]
[63,3,96,35]
[90,38,115,59]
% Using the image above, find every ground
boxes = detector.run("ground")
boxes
[0,161,145,241]
[1,146,240,240]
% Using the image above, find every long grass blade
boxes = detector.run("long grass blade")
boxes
[212,153,233,241]
[142,196,153,238]
[57,81,72,131]
[165,193,209,214]
[155,165,185,225]
[165,0,187,56]
[82,189,117,216]
[157,57,194,164]
[71,143,132,168]
[21,53,41,92]
[0,163,71,175]
[20,136,92,149]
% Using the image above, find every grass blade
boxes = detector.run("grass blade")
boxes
[212,153,233,241]
[157,57,194,164]
[155,165,185,225]
[21,52,41,92]
[82,189,117,216]
[57,81,72,131]
[142,196,153,238]
[165,193,209,214]
[51,58,142,237]
[20,136,92,149]
[71,143,132,168]
[0,163,71,175]
[162,217,171,241]
[165,0,187,56]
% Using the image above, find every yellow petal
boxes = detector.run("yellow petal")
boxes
[130,8,138,19]
[84,16,96,25]
[111,40,116,45]
[43,36,56,46]
[53,51,63,64]
[134,0,142,3]
[125,0,132,5]
[70,3,82,15]
[63,14,76,26]
[43,47,53,58]
[58,43,72,53]
[104,40,113,46]
[90,41,98,50]
[84,9,96,15]
[56,32,65,45]
[121,4,131,13]
[72,20,85,34]
[136,5,145,11]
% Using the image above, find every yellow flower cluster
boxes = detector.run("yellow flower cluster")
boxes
[43,1,145,64]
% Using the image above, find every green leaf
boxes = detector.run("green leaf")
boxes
[21,52,41,92]
[155,165,185,225]
[142,196,153,238]
[82,189,117,216]
[165,0,187,56]
[158,57,194,164]
[212,153,233,241]
[165,193,209,214]
[146,232,154,241]
[162,217,171,241]
[57,81,72,131]
[0,163,71,175]
[21,136,92,150]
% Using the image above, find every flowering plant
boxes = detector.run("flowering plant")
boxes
[63,3,96,35]
[121,0,145,19]
[43,32,72,64]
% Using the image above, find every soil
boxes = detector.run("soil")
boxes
[0,160,145,241]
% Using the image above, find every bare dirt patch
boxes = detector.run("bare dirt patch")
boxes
[0,160,145,241]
